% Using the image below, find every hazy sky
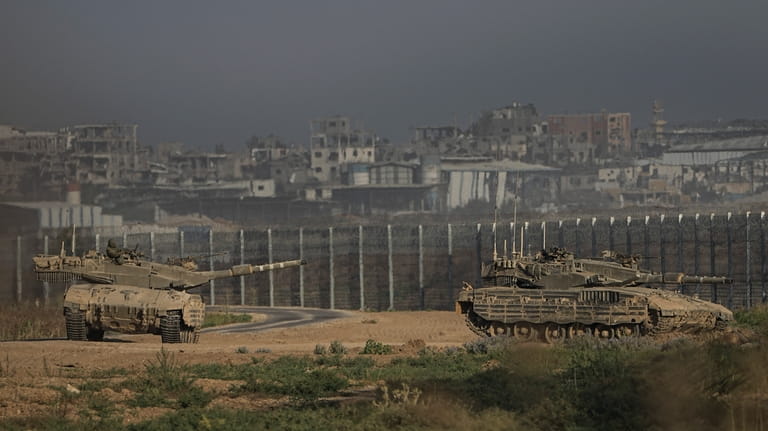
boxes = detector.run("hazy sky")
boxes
[1,1,766,150]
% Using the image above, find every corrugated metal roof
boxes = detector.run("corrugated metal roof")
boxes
[668,135,768,152]
[440,160,559,172]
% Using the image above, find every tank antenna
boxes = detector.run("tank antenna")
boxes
[492,207,498,261]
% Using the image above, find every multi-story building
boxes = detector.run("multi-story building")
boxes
[66,123,143,186]
[0,125,73,199]
[547,112,631,165]
[310,116,377,183]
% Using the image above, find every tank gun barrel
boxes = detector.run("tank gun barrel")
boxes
[202,259,306,280]
[634,272,731,285]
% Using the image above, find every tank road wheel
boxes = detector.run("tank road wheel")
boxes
[160,312,182,344]
[614,324,639,339]
[594,324,614,340]
[513,322,538,341]
[543,323,566,344]
[567,323,592,338]
[180,325,200,344]
[491,323,510,337]
[64,308,87,341]
[86,326,105,341]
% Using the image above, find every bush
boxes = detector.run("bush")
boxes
[361,339,393,355]
[328,340,347,355]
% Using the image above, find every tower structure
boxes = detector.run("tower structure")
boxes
[651,100,667,144]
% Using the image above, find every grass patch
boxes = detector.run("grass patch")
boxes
[5,336,768,430]
[0,301,65,341]
[202,312,252,328]
[734,304,768,334]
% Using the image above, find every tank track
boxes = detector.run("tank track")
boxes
[464,313,647,343]
[180,325,200,344]
[161,312,200,344]
[465,311,491,338]
[64,308,87,341]
[160,312,182,343]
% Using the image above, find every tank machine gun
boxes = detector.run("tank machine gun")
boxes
[457,247,733,342]
[33,244,306,343]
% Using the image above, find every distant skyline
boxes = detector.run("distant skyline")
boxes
[1,1,767,149]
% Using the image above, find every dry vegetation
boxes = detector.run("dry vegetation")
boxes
[0,301,65,341]
[1,303,767,430]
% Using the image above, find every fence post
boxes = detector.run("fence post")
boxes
[626,216,632,255]
[150,231,155,262]
[268,228,275,307]
[541,220,547,250]
[659,215,666,275]
[510,221,515,255]
[558,220,564,249]
[299,227,305,308]
[609,217,615,252]
[359,225,365,311]
[575,218,581,257]
[43,235,50,305]
[677,214,684,274]
[239,229,245,306]
[179,230,185,258]
[475,224,482,287]
[693,214,700,274]
[95,233,100,254]
[387,224,394,311]
[746,211,752,308]
[328,227,334,310]
[710,213,717,303]
[761,212,766,304]
[418,224,424,310]
[209,229,215,306]
[644,216,650,271]
[16,235,22,303]
[122,232,128,249]
[448,224,453,294]
[524,222,530,256]
[591,217,597,257]
[727,212,733,309]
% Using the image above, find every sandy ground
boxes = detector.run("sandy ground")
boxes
[0,311,475,377]
[0,311,477,422]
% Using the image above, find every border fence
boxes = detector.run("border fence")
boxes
[3,210,767,311]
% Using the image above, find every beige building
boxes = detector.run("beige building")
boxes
[66,123,143,186]
[310,116,376,183]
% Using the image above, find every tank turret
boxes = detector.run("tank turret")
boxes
[481,247,732,290]
[33,249,305,291]
[34,246,306,344]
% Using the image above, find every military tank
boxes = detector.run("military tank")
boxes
[456,248,733,342]
[33,244,305,343]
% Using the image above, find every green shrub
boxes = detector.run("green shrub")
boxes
[328,340,347,355]
[361,339,393,355]
[122,349,212,409]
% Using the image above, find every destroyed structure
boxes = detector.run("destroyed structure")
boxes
[3,104,768,225]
